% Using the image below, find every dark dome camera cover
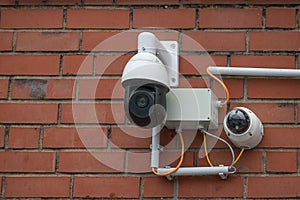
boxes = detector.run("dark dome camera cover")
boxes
[226,109,250,134]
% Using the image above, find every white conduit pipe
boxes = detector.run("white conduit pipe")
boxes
[157,166,231,177]
[151,126,161,168]
[207,66,300,77]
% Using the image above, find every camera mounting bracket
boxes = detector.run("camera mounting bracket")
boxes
[138,32,179,87]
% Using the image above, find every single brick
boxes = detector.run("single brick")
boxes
[248,78,300,99]
[0,32,13,50]
[133,9,196,28]
[250,31,300,51]
[0,9,63,28]
[249,0,300,4]
[259,127,300,148]
[266,151,297,172]
[248,176,300,198]
[60,103,124,124]
[266,8,296,28]
[73,176,140,198]
[84,0,113,5]
[95,54,132,75]
[110,127,152,149]
[59,152,125,172]
[63,55,93,75]
[5,176,70,198]
[231,55,295,69]
[0,0,15,5]
[16,32,80,51]
[178,176,244,198]
[183,0,246,4]
[143,177,174,197]
[43,127,107,148]
[0,55,60,75]
[231,102,294,123]
[12,79,75,99]
[117,0,178,5]
[200,8,262,28]
[182,31,246,51]
[0,152,55,172]
[0,103,58,124]
[0,79,9,99]
[179,55,227,75]
[8,127,40,149]
[67,9,130,28]
[0,127,5,148]
[78,78,124,99]
[19,0,81,5]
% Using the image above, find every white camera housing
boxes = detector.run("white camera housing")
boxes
[223,107,264,149]
[121,32,179,128]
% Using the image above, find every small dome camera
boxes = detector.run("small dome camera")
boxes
[223,107,263,149]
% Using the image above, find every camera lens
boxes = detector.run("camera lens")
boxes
[226,109,250,134]
[135,94,149,108]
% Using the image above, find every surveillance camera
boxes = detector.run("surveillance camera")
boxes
[223,107,264,149]
[121,32,178,128]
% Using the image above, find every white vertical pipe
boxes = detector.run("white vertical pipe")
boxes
[151,126,161,168]
[208,66,300,77]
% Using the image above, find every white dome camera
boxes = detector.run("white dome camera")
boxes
[121,32,178,128]
[223,107,264,149]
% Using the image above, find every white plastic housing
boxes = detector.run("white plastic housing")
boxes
[165,88,219,130]
[122,52,169,87]
[224,107,264,149]
[121,32,178,88]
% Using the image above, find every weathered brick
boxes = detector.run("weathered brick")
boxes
[12,79,75,99]
[0,32,13,50]
[84,0,113,5]
[0,55,60,75]
[0,152,55,172]
[248,78,300,99]
[200,8,262,28]
[178,176,244,198]
[78,78,124,99]
[249,0,300,4]
[231,55,295,69]
[16,32,80,51]
[259,127,300,148]
[182,31,246,51]
[213,78,244,99]
[8,127,39,149]
[266,151,297,172]
[143,177,174,197]
[266,8,296,28]
[248,176,300,198]
[0,127,5,148]
[179,55,227,75]
[0,103,58,124]
[0,9,63,28]
[61,103,124,124]
[67,9,130,28]
[95,54,132,75]
[0,0,15,5]
[73,176,140,198]
[133,9,196,28]
[250,31,300,51]
[43,127,107,148]
[0,79,9,99]
[19,0,81,5]
[63,55,93,75]
[59,152,125,172]
[5,176,70,198]
[183,0,246,4]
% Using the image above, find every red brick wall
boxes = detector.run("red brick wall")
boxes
[0,0,300,199]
